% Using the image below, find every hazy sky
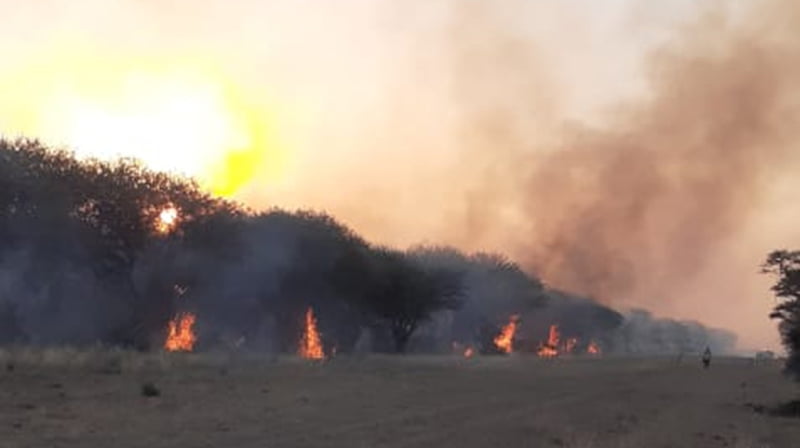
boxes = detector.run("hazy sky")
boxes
[1,0,796,351]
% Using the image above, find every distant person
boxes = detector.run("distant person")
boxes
[702,347,712,369]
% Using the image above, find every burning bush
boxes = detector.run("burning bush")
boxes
[0,138,738,357]
[493,315,519,354]
[164,313,197,352]
[0,138,243,349]
[298,308,325,360]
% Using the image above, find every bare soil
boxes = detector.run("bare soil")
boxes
[1,351,797,447]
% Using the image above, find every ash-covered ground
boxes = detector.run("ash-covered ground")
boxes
[1,349,796,448]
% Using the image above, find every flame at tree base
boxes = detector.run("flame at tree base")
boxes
[299,307,325,360]
[164,312,197,352]
[494,315,519,354]
[536,323,603,358]
[537,324,561,358]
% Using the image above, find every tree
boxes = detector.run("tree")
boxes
[231,210,374,352]
[0,139,121,345]
[762,249,800,380]
[407,246,547,350]
[0,138,247,348]
[364,248,463,353]
[70,156,244,349]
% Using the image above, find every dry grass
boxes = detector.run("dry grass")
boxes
[0,349,797,447]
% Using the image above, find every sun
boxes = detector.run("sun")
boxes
[58,72,241,176]
[0,49,285,198]
[156,206,180,234]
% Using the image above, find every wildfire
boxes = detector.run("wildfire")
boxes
[164,312,197,352]
[464,346,475,358]
[156,206,179,234]
[299,307,325,360]
[494,315,519,354]
[535,324,603,358]
[537,324,560,358]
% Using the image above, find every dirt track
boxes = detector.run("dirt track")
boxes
[0,352,797,447]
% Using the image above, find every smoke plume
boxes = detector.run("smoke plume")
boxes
[434,0,800,349]
[249,0,800,349]
[2,0,799,350]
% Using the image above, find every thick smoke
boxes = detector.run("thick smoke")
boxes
[2,1,798,350]
[508,1,800,308]
[411,0,798,301]
[264,0,799,349]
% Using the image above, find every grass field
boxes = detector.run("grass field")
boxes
[0,349,797,447]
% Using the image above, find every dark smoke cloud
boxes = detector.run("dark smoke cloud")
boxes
[433,0,800,327]
[2,0,796,352]
[525,7,799,303]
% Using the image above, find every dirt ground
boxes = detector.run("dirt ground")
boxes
[0,350,797,448]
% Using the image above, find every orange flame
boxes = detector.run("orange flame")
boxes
[299,307,325,360]
[535,324,602,358]
[494,315,519,354]
[464,346,475,358]
[537,324,561,358]
[164,312,197,352]
[155,206,179,234]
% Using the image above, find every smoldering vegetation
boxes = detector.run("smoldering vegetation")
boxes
[0,139,735,355]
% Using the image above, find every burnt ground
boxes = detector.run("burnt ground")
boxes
[0,351,798,447]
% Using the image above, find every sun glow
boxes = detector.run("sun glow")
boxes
[0,50,285,198]
[156,206,180,234]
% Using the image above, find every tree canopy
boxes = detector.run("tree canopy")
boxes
[0,138,734,356]
[762,249,800,380]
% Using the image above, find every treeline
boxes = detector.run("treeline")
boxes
[0,139,735,354]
